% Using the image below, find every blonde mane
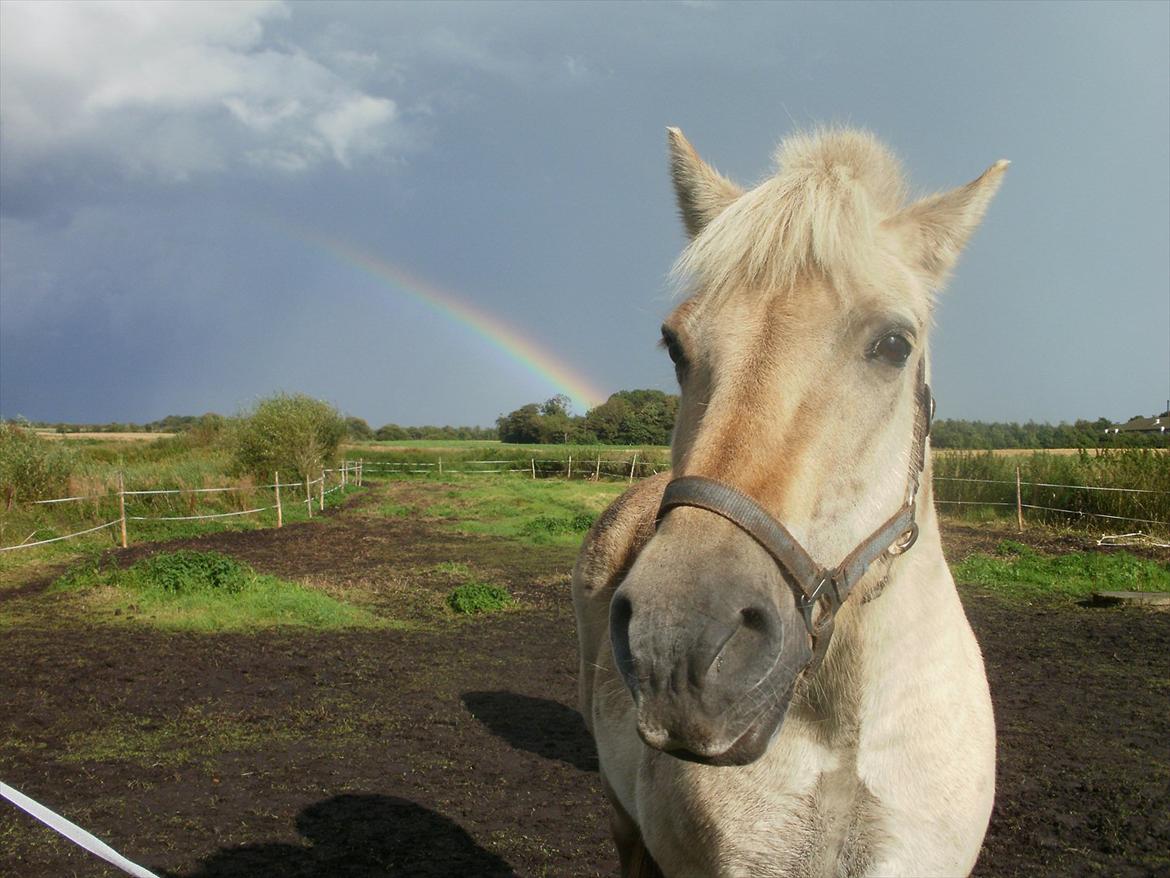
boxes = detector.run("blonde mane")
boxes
[673,128,909,297]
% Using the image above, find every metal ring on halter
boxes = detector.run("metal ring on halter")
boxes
[887,522,919,556]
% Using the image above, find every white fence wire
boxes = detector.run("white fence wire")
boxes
[1,461,364,553]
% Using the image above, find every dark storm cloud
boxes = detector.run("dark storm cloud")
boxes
[2,1,1167,426]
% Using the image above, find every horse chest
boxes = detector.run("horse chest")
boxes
[639,743,883,878]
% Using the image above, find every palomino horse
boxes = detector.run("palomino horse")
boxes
[573,127,1006,877]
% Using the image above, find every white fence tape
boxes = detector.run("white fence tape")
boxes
[0,520,121,553]
[0,781,159,878]
[127,506,273,522]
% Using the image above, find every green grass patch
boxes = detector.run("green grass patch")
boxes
[519,513,597,537]
[379,502,414,517]
[447,582,513,614]
[52,549,380,630]
[431,561,473,577]
[952,540,1170,600]
[405,475,624,547]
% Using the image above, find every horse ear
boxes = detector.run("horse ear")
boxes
[668,127,743,238]
[886,160,1009,288]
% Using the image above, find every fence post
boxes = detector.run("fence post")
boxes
[342,460,347,488]
[1015,465,1024,531]
[531,458,536,480]
[359,459,363,486]
[305,474,312,519]
[117,472,128,549]
[629,452,638,485]
[438,457,443,476]
[567,456,572,480]
[594,456,601,482]
[274,471,283,528]
[319,470,325,511]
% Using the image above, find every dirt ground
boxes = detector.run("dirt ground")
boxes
[1,483,1167,877]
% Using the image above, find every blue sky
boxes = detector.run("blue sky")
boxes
[1,0,1167,427]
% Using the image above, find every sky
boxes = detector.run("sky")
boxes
[1,0,1167,428]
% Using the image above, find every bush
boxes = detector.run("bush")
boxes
[0,420,78,507]
[131,550,254,594]
[232,393,345,482]
[447,582,513,614]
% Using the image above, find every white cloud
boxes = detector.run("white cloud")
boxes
[0,0,400,178]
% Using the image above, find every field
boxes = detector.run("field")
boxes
[1,469,1168,877]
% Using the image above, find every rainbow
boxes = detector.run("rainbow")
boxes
[303,233,608,412]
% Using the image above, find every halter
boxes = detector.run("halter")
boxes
[655,360,934,674]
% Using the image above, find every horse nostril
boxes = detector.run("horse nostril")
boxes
[740,605,772,635]
[609,593,638,691]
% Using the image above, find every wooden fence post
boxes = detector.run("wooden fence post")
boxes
[438,458,443,476]
[567,456,572,480]
[305,474,312,518]
[275,471,283,528]
[531,458,536,480]
[359,459,363,486]
[319,470,325,511]
[593,456,601,482]
[629,452,638,485]
[1016,465,1024,532]
[118,472,128,549]
[342,460,347,488]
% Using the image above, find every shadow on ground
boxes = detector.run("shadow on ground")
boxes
[170,793,515,877]
[462,691,598,773]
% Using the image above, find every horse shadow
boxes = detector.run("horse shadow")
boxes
[169,793,515,877]
[461,691,598,773]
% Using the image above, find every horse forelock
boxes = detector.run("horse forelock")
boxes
[672,128,909,304]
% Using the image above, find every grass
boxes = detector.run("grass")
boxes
[952,540,1170,601]
[51,549,380,630]
[396,474,625,547]
[447,582,513,614]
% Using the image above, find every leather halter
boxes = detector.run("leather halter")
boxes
[656,360,934,674]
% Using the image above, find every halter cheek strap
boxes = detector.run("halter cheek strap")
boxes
[655,362,933,674]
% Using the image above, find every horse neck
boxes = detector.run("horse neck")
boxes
[795,480,951,744]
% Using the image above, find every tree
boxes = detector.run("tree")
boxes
[345,417,374,441]
[232,393,346,482]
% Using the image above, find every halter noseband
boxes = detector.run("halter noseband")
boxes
[655,362,934,674]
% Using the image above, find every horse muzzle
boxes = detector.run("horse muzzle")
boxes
[609,512,814,766]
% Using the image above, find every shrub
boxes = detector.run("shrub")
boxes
[130,550,254,594]
[232,393,345,482]
[447,582,513,614]
[0,420,77,507]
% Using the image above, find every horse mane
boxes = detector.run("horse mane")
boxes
[673,128,908,298]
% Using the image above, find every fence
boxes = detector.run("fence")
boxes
[361,456,1169,537]
[0,461,364,554]
[360,453,662,483]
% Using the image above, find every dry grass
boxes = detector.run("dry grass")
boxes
[36,432,176,442]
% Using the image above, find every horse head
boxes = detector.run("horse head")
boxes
[609,127,1007,766]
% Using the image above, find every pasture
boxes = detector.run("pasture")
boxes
[1,471,1167,877]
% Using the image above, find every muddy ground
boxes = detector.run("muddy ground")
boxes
[1,483,1167,877]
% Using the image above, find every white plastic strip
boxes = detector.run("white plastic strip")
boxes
[0,781,160,878]
[32,494,111,505]
[0,520,121,553]
[933,476,1169,495]
[123,485,245,496]
[1019,504,1167,526]
[127,506,271,522]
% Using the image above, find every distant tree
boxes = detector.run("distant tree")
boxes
[345,417,375,441]
[232,393,345,482]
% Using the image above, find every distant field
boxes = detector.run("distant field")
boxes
[36,431,176,441]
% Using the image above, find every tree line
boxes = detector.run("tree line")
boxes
[22,399,1168,450]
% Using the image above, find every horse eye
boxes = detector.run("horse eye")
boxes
[870,333,912,366]
[660,328,688,369]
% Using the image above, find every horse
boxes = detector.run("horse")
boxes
[572,126,1006,877]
